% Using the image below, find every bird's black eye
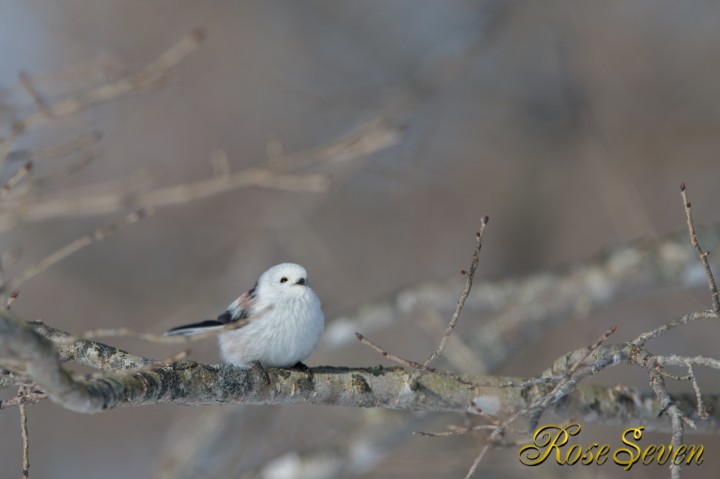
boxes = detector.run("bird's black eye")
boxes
[280,276,288,284]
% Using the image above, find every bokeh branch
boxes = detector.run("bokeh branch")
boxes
[0,116,402,232]
[327,222,720,374]
[0,30,206,171]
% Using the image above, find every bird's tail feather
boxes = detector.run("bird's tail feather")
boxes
[164,319,225,336]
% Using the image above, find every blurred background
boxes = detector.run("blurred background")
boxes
[1,1,720,478]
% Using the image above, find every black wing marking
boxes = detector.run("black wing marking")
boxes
[165,307,244,335]
[165,284,258,336]
[165,319,225,334]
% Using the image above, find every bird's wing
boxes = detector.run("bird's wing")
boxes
[164,287,257,336]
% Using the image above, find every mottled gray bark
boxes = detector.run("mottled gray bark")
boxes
[0,311,718,436]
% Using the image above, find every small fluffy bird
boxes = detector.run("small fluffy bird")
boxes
[165,263,324,368]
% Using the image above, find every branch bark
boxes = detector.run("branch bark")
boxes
[1,312,719,435]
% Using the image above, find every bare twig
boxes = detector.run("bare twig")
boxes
[354,332,434,371]
[655,354,720,370]
[14,29,207,133]
[648,367,694,479]
[6,54,122,98]
[566,324,617,376]
[499,377,560,388]
[680,182,720,315]
[463,443,491,479]
[19,386,30,479]
[3,208,151,293]
[1,29,206,171]
[267,118,403,172]
[414,423,496,438]
[5,289,18,310]
[32,152,98,189]
[416,305,484,373]
[0,162,33,199]
[356,221,489,387]
[19,71,50,116]
[526,326,620,424]
[7,131,102,163]
[459,323,654,478]
[326,223,720,375]
[687,363,709,419]
[632,310,716,347]
[423,217,489,369]
[0,117,403,231]
[0,389,47,410]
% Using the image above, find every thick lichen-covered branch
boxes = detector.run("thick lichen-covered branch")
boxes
[1,312,719,435]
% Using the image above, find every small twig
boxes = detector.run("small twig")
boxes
[656,354,720,370]
[648,367,694,479]
[5,289,19,310]
[1,30,205,172]
[463,443,491,479]
[566,325,617,376]
[413,424,496,437]
[0,116,401,232]
[632,310,716,347]
[0,388,46,410]
[687,363,709,419]
[0,162,33,199]
[658,370,692,381]
[15,29,207,133]
[18,386,30,479]
[649,370,696,432]
[32,152,98,189]
[6,131,102,163]
[267,117,403,172]
[355,332,435,371]
[18,71,50,116]
[0,168,325,231]
[462,341,631,476]
[3,209,150,292]
[7,54,123,98]
[499,377,560,388]
[416,304,484,373]
[422,217,489,370]
[680,182,720,315]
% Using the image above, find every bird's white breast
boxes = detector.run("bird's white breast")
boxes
[218,292,324,368]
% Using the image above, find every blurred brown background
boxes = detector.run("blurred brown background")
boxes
[1,1,720,478]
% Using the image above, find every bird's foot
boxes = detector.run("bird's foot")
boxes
[250,360,271,386]
[291,361,311,373]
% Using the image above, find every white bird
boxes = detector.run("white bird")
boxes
[165,263,324,369]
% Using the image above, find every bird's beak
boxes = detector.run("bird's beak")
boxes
[295,278,307,286]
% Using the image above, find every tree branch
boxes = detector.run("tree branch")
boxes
[1,312,719,435]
